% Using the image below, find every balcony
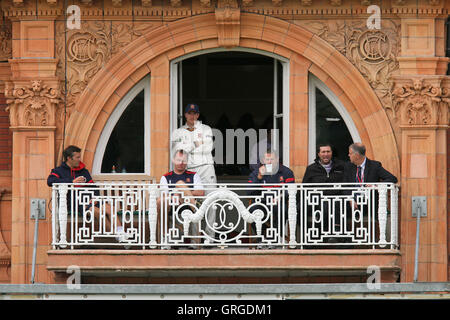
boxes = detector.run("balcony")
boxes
[47,182,401,282]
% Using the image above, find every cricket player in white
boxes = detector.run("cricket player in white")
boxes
[171,103,217,242]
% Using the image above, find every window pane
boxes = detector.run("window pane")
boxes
[315,88,353,161]
[101,90,145,173]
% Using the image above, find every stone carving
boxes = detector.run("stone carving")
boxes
[242,0,254,6]
[141,0,152,6]
[55,21,158,110]
[0,21,12,61]
[391,77,450,126]
[298,19,400,116]
[199,0,211,7]
[5,80,60,127]
[112,0,122,6]
[215,0,240,48]
[170,0,182,7]
[361,0,371,4]
[428,0,440,4]
[330,0,342,6]
[301,0,313,5]
[55,22,111,110]
[272,0,283,6]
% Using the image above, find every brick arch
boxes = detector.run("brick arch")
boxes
[65,12,399,177]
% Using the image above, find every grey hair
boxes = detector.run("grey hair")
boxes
[349,143,366,156]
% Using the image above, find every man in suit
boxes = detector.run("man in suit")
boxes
[344,142,397,185]
[343,143,397,245]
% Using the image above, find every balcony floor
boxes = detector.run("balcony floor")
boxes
[47,249,401,282]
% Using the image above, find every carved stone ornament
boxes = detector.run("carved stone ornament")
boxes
[170,0,182,7]
[4,80,60,127]
[301,0,313,5]
[215,0,240,48]
[330,0,342,6]
[297,19,400,118]
[199,0,211,7]
[391,77,450,126]
[242,0,254,6]
[141,0,152,6]
[0,21,12,61]
[272,0,283,6]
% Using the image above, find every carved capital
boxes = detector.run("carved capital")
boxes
[4,80,60,127]
[391,76,449,127]
[215,0,240,48]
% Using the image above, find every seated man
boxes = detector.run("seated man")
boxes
[157,149,205,246]
[248,149,295,243]
[47,145,126,241]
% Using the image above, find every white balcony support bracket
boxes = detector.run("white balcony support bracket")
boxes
[288,184,297,248]
[148,185,158,248]
[57,184,68,248]
[377,184,388,248]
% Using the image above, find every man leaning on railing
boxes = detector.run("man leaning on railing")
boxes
[47,145,127,242]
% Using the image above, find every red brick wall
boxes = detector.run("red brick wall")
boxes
[0,93,11,171]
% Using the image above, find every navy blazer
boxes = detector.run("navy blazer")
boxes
[343,158,398,184]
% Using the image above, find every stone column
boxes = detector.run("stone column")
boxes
[392,76,449,282]
[5,19,59,284]
[392,12,449,282]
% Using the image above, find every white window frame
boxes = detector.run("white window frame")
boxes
[169,48,290,169]
[308,73,361,163]
[92,75,151,175]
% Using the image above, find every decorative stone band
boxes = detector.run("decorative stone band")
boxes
[390,76,450,127]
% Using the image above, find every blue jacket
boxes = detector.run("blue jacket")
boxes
[47,162,94,186]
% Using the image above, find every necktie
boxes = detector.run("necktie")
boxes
[356,166,363,183]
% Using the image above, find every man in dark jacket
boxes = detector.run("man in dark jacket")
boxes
[48,145,121,238]
[344,143,398,185]
[302,144,344,244]
[248,149,295,242]
[302,144,344,184]
[343,143,398,244]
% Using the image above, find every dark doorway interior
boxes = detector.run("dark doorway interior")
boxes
[315,88,353,162]
[182,52,279,181]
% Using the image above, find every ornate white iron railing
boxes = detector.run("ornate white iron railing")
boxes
[51,182,399,250]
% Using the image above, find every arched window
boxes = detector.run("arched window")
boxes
[308,74,360,162]
[93,76,151,175]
